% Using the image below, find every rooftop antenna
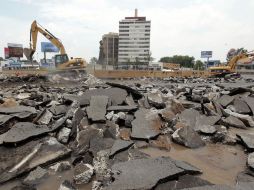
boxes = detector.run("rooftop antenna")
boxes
[135,8,138,17]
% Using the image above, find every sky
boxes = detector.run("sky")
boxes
[0,0,254,62]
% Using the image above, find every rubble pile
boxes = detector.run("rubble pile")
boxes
[0,74,48,84]
[0,75,254,189]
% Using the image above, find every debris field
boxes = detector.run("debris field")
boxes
[0,75,254,190]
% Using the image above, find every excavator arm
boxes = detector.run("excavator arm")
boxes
[209,49,248,76]
[24,20,87,71]
[227,53,247,70]
[24,20,66,60]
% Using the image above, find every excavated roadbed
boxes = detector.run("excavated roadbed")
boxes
[0,74,254,190]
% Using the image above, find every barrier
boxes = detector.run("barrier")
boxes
[1,68,212,78]
[1,69,48,76]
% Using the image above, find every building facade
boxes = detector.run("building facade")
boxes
[98,32,119,67]
[205,60,221,68]
[118,9,151,65]
[236,56,254,70]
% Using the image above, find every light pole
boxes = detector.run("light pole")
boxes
[106,37,108,70]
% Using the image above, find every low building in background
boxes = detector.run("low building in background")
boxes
[205,60,221,68]
[162,63,180,70]
[40,58,55,68]
[98,32,119,68]
[20,60,40,69]
[236,56,254,70]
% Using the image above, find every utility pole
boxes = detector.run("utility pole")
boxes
[106,37,108,70]
[113,36,114,69]
[44,51,46,65]
[206,57,209,70]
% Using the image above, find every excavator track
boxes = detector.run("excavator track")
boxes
[44,66,87,82]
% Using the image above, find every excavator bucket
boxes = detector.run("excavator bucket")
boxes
[24,48,34,60]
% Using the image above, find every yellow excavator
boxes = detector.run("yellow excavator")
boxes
[24,20,87,71]
[209,48,248,77]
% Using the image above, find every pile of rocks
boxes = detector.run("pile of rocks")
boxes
[0,74,48,84]
[0,75,254,190]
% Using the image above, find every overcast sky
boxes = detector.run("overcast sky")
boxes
[0,0,254,62]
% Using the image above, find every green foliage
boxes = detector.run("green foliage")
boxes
[89,57,98,64]
[159,56,171,63]
[135,57,140,64]
[159,55,195,68]
[194,60,204,70]
[125,58,131,67]
[145,51,154,63]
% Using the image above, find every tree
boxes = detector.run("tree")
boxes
[0,57,3,61]
[159,57,171,63]
[144,51,154,68]
[135,57,140,64]
[159,55,195,68]
[194,60,204,70]
[125,58,131,69]
[89,57,98,65]
[146,51,154,62]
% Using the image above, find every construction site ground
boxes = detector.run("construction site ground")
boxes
[0,74,254,190]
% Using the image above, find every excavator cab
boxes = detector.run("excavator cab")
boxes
[55,54,69,67]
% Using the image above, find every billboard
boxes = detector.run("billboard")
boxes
[7,43,23,58]
[41,42,59,53]
[8,47,23,58]
[7,43,23,48]
[4,48,9,59]
[201,51,212,58]
[206,60,220,68]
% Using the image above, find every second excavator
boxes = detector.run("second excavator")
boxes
[209,48,248,77]
[24,20,87,71]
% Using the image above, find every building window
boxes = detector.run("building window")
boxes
[136,21,151,24]
[119,46,150,48]
[120,22,134,24]
[138,42,150,44]
[119,34,129,36]
[119,26,129,28]
[139,38,150,40]
[139,54,149,56]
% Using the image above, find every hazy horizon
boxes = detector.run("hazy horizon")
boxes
[1,0,254,62]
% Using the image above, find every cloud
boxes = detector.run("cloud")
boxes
[0,16,30,55]
[10,0,34,4]
[1,0,254,62]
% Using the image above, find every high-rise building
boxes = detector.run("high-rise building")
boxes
[118,9,151,65]
[98,32,119,67]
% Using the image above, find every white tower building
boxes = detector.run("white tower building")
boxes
[118,9,151,65]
